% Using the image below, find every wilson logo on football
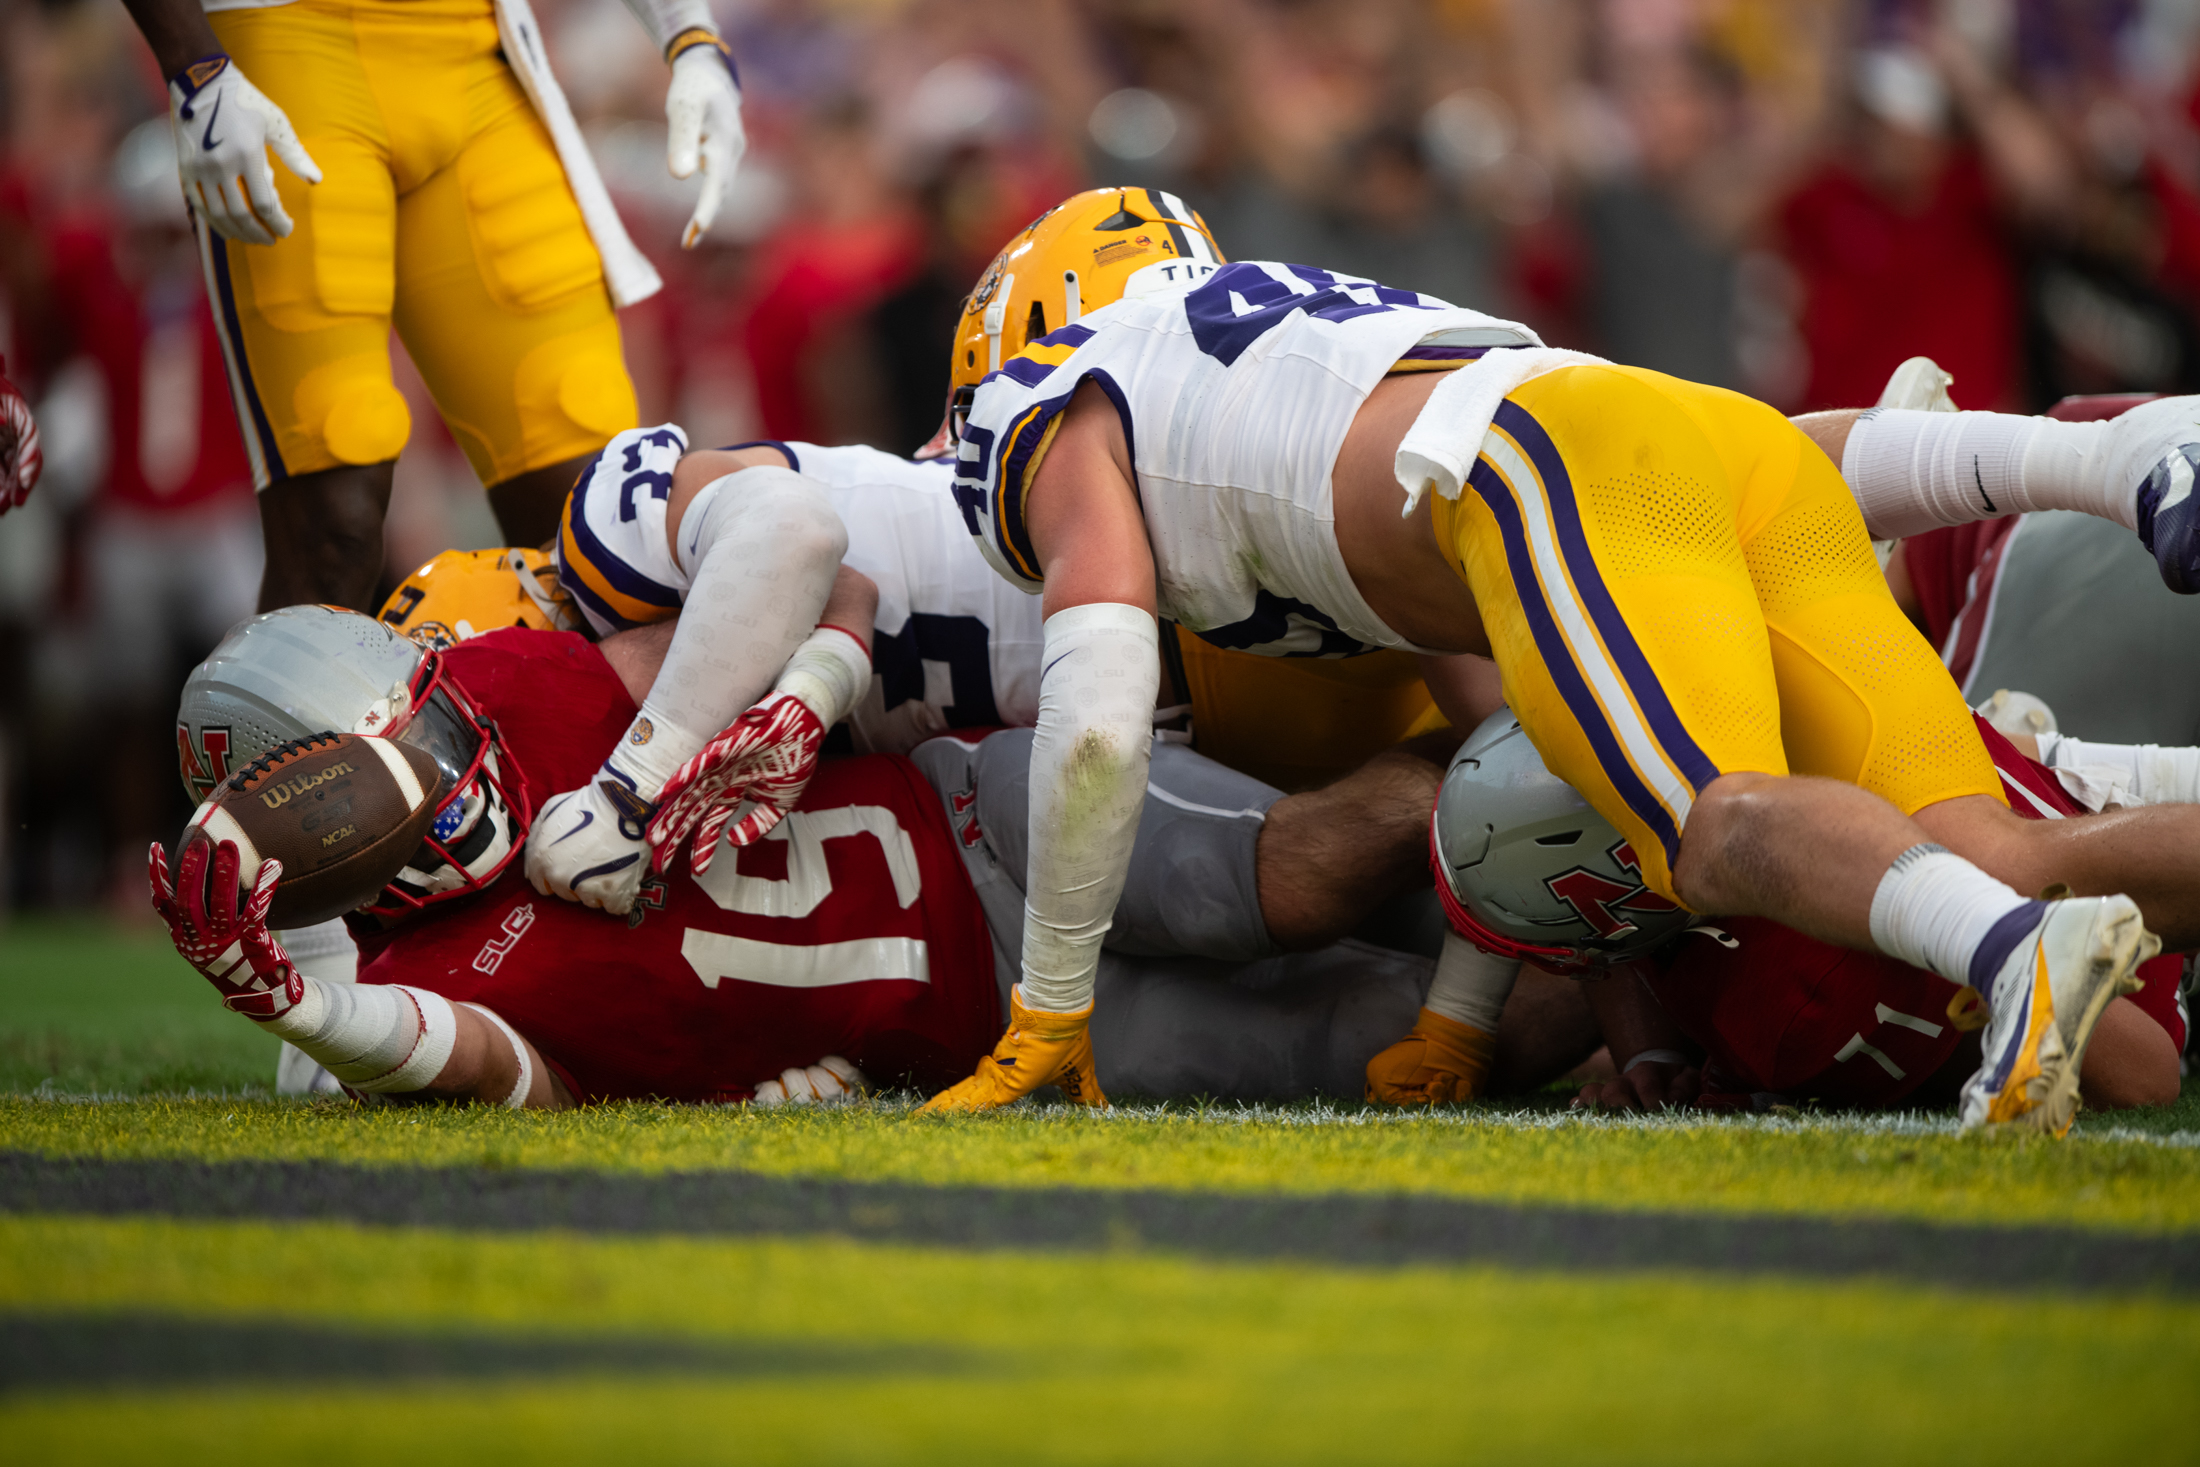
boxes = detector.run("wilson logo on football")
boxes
[255,762,356,810]
[1543,840,1680,939]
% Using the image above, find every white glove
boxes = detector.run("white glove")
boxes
[523,770,655,915]
[167,56,322,247]
[751,1056,867,1107]
[665,43,745,249]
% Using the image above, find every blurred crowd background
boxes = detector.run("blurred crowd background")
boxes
[6,0,2200,914]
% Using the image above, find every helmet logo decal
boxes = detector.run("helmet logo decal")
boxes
[629,717,654,746]
[177,724,233,802]
[1543,839,1680,940]
[1093,238,1152,269]
[968,255,1007,313]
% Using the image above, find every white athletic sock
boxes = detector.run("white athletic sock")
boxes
[256,978,457,1093]
[2037,733,2200,810]
[1842,409,2133,538]
[1866,843,2043,1001]
[1422,932,1521,1032]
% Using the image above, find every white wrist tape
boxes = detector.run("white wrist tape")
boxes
[615,464,846,798]
[1624,1048,1689,1074]
[465,1003,536,1109]
[2041,734,2200,810]
[618,0,715,51]
[776,625,871,727]
[1422,931,1520,1032]
[1019,603,1160,1014]
[260,979,457,1093]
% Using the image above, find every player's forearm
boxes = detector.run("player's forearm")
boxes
[1018,604,1160,1013]
[616,0,718,53]
[119,0,222,77]
[820,565,878,653]
[1580,960,1690,1073]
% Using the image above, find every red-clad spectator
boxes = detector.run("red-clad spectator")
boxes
[738,101,922,443]
[1782,145,2023,410]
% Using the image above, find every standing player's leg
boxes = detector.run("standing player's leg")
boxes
[485,456,596,550]
[256,464,394,610]
[389,33,639,550]
[200,1,412,612]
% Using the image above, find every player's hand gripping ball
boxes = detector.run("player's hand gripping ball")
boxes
[171,731,446,929]
[150,837,301,1018]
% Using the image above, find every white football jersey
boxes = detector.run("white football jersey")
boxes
[952,260,1540,656]
[555,428,1042,756]
[788,442,1044,754]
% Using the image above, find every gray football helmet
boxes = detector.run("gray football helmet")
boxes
[1431,711,1690,972]
[176,605,530,918]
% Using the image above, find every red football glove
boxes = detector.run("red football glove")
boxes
[0,359,41,515]
[148,839,302,1019]
[646,691,825,875]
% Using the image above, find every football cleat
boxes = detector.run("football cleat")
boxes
[2091,395,2200,592]
[919,988,1107,1113]
[523,773,653,915]
[1365,1007,1495,1105]
[1958,894,2154,1137]
[1875,355,1958,413]
[2139,442,2200,593]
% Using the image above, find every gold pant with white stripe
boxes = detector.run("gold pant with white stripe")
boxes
[201,0,637,490]
[1430,363,2000,904]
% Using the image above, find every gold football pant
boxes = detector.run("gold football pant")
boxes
[1170,633,1448,793]
[1430,363,2002,904]
[201,0,637,490]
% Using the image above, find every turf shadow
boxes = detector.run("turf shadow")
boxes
[4,1150,2193,1296]
[0,1311,954,1393]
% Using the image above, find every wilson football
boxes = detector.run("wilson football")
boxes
[177,731,446,928]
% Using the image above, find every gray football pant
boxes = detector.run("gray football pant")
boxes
[909,730,1432,1102]
[1961,510,2200,744]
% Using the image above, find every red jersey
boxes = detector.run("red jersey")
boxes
[352,629,1000,1102]
[41,211,253,513]
[1778,152,2021,413]
[1650,716,2186,1108]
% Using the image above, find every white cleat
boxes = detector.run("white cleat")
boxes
[1958,895,2154,1137]
[1876,355,1959,413]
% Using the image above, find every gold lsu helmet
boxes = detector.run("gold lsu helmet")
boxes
[947,187,1224,438]
[377,547,584,651]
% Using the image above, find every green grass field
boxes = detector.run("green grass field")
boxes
[3,916,2196,1464]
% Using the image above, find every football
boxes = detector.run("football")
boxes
[176,731,446,928]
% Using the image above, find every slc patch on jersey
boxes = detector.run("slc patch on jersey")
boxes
[555,423,691,636]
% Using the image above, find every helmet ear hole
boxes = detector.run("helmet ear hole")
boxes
[965,349,975,367]
[1026,300,1047,343]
